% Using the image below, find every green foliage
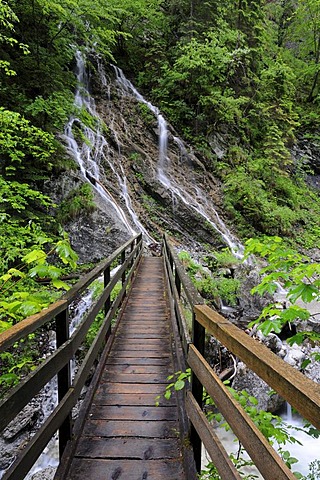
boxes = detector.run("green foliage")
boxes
[178,250,240,306]
[137,103,155,125]
[155,368,191,406]
[0,177,53,217]
[25,90,74,130]
[152,22,252,131]
[178,251,201,277]
[57,183,96,223]
[244,236,320,345]
[0,0,29,75]
[0,234,78,330]
[207,248,241,270]
[0,232,78,395]
[0,108,56,179]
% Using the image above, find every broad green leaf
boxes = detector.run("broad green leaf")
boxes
[23,249,46,265]
[164,390,171,400]
[29,264,50,278]
[47,265,62,279]
[52,279,70,290]
[279,305,310,322]
[19,301,42,316]
[0,320,12,333]
[260,319,282,336]
[174,379,185,391]
[288,283,319,303]
[5,268,25,278]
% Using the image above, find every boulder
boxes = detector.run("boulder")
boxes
[232,361,284,412]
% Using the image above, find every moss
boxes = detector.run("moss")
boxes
[57,183,95,223]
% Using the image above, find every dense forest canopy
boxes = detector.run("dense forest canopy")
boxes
[1,0,320,247]
[1,3,320,475]
[1,0,320,324]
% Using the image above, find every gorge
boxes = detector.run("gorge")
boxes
[2,1,320,478]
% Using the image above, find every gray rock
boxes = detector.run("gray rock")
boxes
[2,403,42,441]
[237,268,272,326]
[30,466,56,480]
[232,362,284,412]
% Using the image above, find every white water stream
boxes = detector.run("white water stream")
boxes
[201,403,320,478]
[112,65,244,258]
[64,51,155,243]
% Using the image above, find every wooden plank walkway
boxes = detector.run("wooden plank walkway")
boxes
[62,256,188,479]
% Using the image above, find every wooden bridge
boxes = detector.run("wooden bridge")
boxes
[1,234,320,480]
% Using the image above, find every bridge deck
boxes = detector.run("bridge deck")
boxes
[61,256,188,479]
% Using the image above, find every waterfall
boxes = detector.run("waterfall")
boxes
[112,65,245,258]
[64,51,155,243]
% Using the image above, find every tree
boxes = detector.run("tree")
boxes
[0,0,29,75]
[287,0,320,102]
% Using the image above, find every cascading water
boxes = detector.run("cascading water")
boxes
[112,65,244,258]
[64,51,155,243]
[96,59,155,244]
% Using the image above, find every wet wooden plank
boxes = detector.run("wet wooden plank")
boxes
[82,419,179,437]
[69,458,185,479]
[93,393,175,407]
[113,344,171,352]
[90,405,178,421]
[112,338,170,347]
[108,350,171,358]
[103,373,170,383]
[105,357,172,366]
[75,437,182,459]
[95,382,167,395]
[104,364,169,374]
[112,333,169,339]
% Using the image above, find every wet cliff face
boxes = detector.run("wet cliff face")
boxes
[52,55,242,264]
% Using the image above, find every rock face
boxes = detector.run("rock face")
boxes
[232,361,284,412]
[232,331,320,413]
[235,267,273,326]
[44,171,131,264]
[49,59,241,264]
[0,400,43,471]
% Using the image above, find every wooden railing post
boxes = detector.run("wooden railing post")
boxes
[56,309,72,457]
[129,241,134,269]
[191,311,205,473]
[104,265,111,339]
[121,250,126,287]
[169,250,173,270]
[175,267,181,298]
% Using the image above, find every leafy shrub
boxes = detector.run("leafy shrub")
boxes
[57,183,95,223]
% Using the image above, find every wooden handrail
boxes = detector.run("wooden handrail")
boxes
[0,234,141,352]
[162,233,205,470]
[194,304,320,430]
[162,233,204,355]
[188,345,296,480]
[0,234,142,480]
[163,235,320,479]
